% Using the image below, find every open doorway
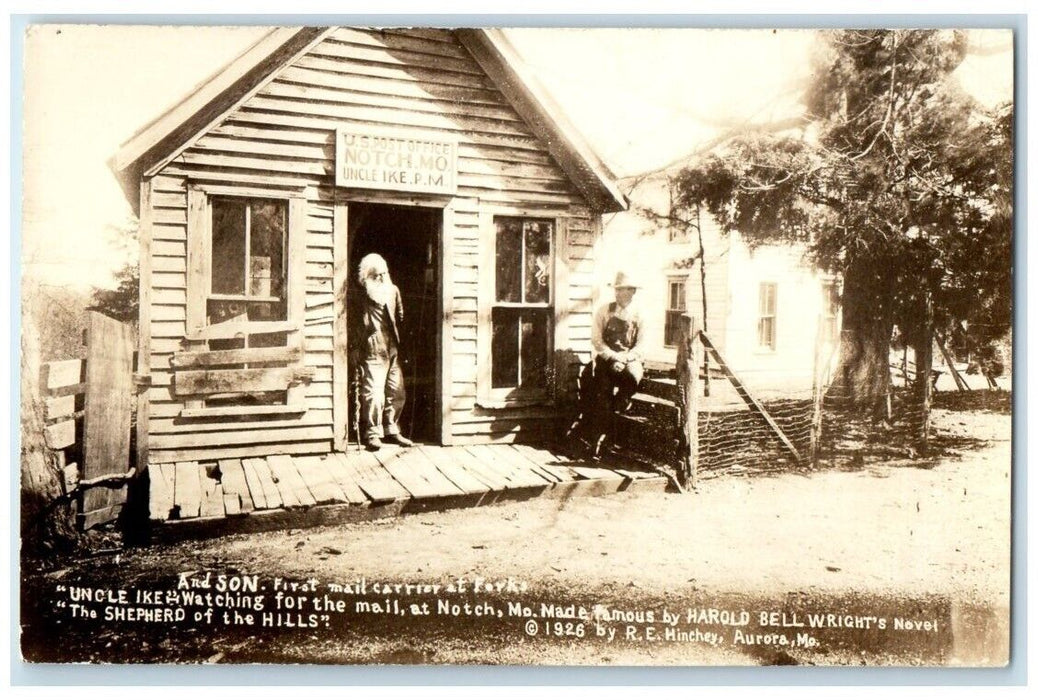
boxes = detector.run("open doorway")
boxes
[347,202,441,444]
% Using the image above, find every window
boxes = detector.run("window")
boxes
[180,189,307,416]
[208,197,287,325]
[757,282,777,350]
[664,277,687,347]
[822,281,840,343]
[486,216,554,400]
[203,198,290,406]
[664,182,689,243]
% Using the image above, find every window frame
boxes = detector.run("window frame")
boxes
[182,185,308,416]
[208,195,289,310]
[663,276,688,348]
[476,209,563,407]
[666,181,690,244]
[757,281,778,352]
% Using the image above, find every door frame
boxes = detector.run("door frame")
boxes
[332,193,451,450]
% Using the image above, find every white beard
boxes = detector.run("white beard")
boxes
[364,277,393,306]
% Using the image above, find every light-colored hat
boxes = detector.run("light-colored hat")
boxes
[613,270,641,289]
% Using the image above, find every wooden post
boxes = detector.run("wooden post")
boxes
[440,201,456,446]
[675,313,701,491]
[332,199,349,451]
[695,205,710,398]
[917,292,934,455]
[136,179,153,476]
[809,314,825,468]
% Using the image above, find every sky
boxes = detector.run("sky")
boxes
[19,25,1013,290]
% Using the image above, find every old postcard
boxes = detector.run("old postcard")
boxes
[18,24,1014,667]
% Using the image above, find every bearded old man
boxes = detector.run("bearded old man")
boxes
[349,253,413,451]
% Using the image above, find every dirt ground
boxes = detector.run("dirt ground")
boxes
[19,395,1012,667]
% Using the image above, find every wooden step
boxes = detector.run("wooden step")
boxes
[640,376,678,403]
[630,392,678,411]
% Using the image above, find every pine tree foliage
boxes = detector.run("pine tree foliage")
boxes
[673,30,1012,407]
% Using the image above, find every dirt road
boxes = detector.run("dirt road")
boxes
[20,404,1011,666]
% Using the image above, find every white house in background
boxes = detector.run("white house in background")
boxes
[599,172,841,400]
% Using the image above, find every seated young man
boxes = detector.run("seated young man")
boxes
[584,270,647,450]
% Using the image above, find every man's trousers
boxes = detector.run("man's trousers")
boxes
[360,349,406,441]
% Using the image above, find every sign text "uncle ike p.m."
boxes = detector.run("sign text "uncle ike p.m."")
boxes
[335,126,458,195]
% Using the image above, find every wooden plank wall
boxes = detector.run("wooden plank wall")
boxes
[144,27,597,461]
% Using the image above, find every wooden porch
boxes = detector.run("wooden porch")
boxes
[146,443,669,541]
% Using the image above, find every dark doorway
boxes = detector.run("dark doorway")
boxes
[347,202,441,444]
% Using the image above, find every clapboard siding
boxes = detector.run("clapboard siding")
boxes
[141,27,601,461]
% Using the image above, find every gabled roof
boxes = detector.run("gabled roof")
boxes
[111,27,628,214]
[454,29,627,212]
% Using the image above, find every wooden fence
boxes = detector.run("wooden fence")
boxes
[609,314,822,491]
[39,312,136,529]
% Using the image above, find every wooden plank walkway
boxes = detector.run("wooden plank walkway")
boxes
[148,443,669,541]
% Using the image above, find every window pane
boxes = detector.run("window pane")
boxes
[759,317,775,349]
[520,310,548,389]
[207,298,286,325]
[249,200,286,299]
[759,283,776,315]
[211,199,246,295]
[207,298,248,326]
[245,299,287,322]
[664,310,682,346]
[207,390,287,408]
[495,219,522,303]
[491,307,519,388]
[523,220,552,303]
[208,337,245,352]
[669,281,686,311]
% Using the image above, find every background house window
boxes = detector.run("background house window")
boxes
[822,281,840,343]
[664,277,687,347]
[758,282,777,350]
[668,226,690,244]
[666,183,690,243]
[491,217,553,395]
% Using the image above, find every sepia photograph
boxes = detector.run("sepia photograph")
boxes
[17,21,1015,668]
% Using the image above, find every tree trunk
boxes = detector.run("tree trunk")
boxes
[20,308,77,555]
[829,256,894,416]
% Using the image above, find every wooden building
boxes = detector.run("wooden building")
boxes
[111,27,627,468]
[602,171,840,401]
